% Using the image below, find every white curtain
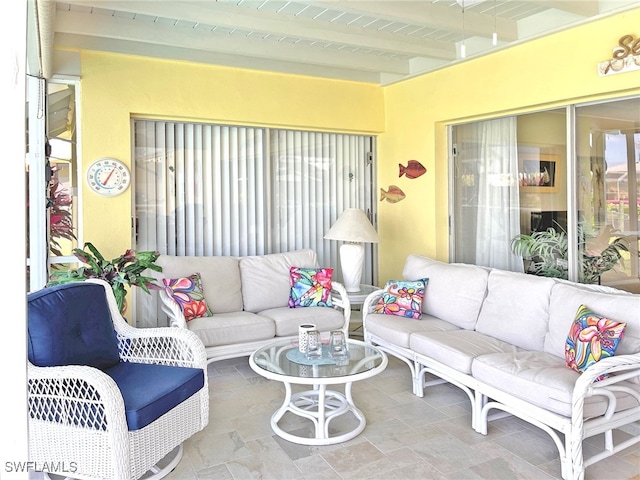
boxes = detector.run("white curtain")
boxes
[133,120,376,326]
[454,117,523,271]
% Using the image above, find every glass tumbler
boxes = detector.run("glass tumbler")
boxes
[329,330,349,362]
[305,330,323,360]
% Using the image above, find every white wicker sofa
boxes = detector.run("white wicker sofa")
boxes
[362,254,640,480]
[156,249,350,363]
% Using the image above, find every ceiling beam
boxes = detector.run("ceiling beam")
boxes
[55,9,412,74]
[56,32,386,83]
[539,1,600,17]
[61,0,456,60]
[309,0,519,41]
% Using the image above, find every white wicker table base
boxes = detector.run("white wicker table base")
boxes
[271,384,366,446]
[249,338,388,446]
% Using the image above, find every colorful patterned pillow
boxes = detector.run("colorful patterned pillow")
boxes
[162,273,213,322]
[374,279,427,319]
[565,304,626,380]
[288,267,333,308]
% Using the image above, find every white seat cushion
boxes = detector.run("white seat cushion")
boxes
[472,351,640,418]
[366,313,459,348]
[259,306,345,336]
[187,312,275,347]
[410,330,519,374]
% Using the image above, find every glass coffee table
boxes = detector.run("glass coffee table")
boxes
[249,338,387,445]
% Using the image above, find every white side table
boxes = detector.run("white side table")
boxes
[332,284,379,337]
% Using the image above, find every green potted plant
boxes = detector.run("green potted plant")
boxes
[511,224,629,284]
[49,242,163,313]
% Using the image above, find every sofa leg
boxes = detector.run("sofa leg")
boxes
[567,430,583,480]
[414,361,425,397]
[477,398,489,435]
[473,392,487,433]
[364,342,422,397]
[414,379,424,397]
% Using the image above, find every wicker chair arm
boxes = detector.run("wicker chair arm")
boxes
[115,323,207,369]
[83,279,206,368]
[27,362,129,438]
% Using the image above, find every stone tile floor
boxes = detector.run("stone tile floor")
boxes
[166,355,640,480]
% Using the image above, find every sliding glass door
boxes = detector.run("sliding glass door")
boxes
[576,98,640,292]
[452,108,567,273]
[451,96,639,294]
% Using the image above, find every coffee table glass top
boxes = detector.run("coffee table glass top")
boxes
[251,338,385,379]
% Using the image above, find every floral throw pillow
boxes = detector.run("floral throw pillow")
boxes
[374,279,427,319]
[565,304,626,380]
[288,267,333,308]
[162,273,213,322]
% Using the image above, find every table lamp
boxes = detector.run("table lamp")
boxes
[324,208,379,292]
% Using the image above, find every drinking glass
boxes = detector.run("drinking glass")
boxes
[329,330,349,362]
[305,330,323,360]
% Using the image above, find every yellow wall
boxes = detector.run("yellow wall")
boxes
[378,8,640,282]
[78,8,640,287]
[79,54,384,259]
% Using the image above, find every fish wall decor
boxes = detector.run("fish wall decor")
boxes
[399,160,426,179]
[380,185,406,203]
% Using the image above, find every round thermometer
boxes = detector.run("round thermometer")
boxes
[86,158,131,196]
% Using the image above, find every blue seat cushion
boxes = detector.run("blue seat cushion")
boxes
[28,282,121,369]
[103,362,205,430]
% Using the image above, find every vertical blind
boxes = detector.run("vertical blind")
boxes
[133,120,376,327]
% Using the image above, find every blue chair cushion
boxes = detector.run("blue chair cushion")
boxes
[104,362,205,430]
[28,282,121,369]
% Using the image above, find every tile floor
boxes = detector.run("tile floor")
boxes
[166,354,640,480]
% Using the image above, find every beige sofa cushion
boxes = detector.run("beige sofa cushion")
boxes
[475,270,554,351]
[410,330,519,374]
[366,313,459,349]
[239,249,319,312]
[156,255,243,314]
[472,351,640,418]
[259,306,345,336]
[187,311,275,347]
[402,254,489,330]
[544,282,640,358]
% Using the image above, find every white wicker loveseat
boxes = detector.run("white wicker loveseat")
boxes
[156,249,351,363]
[363,254,640,480]
[27,279,209,480]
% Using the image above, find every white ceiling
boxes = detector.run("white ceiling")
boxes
[41,0,640,85]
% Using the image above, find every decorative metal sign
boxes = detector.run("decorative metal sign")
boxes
[598,34,640,76]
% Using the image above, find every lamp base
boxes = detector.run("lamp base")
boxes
[339,243,364,292]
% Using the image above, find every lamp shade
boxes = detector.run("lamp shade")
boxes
[323,209,379,243]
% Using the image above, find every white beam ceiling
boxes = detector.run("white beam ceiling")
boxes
[47,0,640,85]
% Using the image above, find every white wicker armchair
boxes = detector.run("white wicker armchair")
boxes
[27,279,208,480]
